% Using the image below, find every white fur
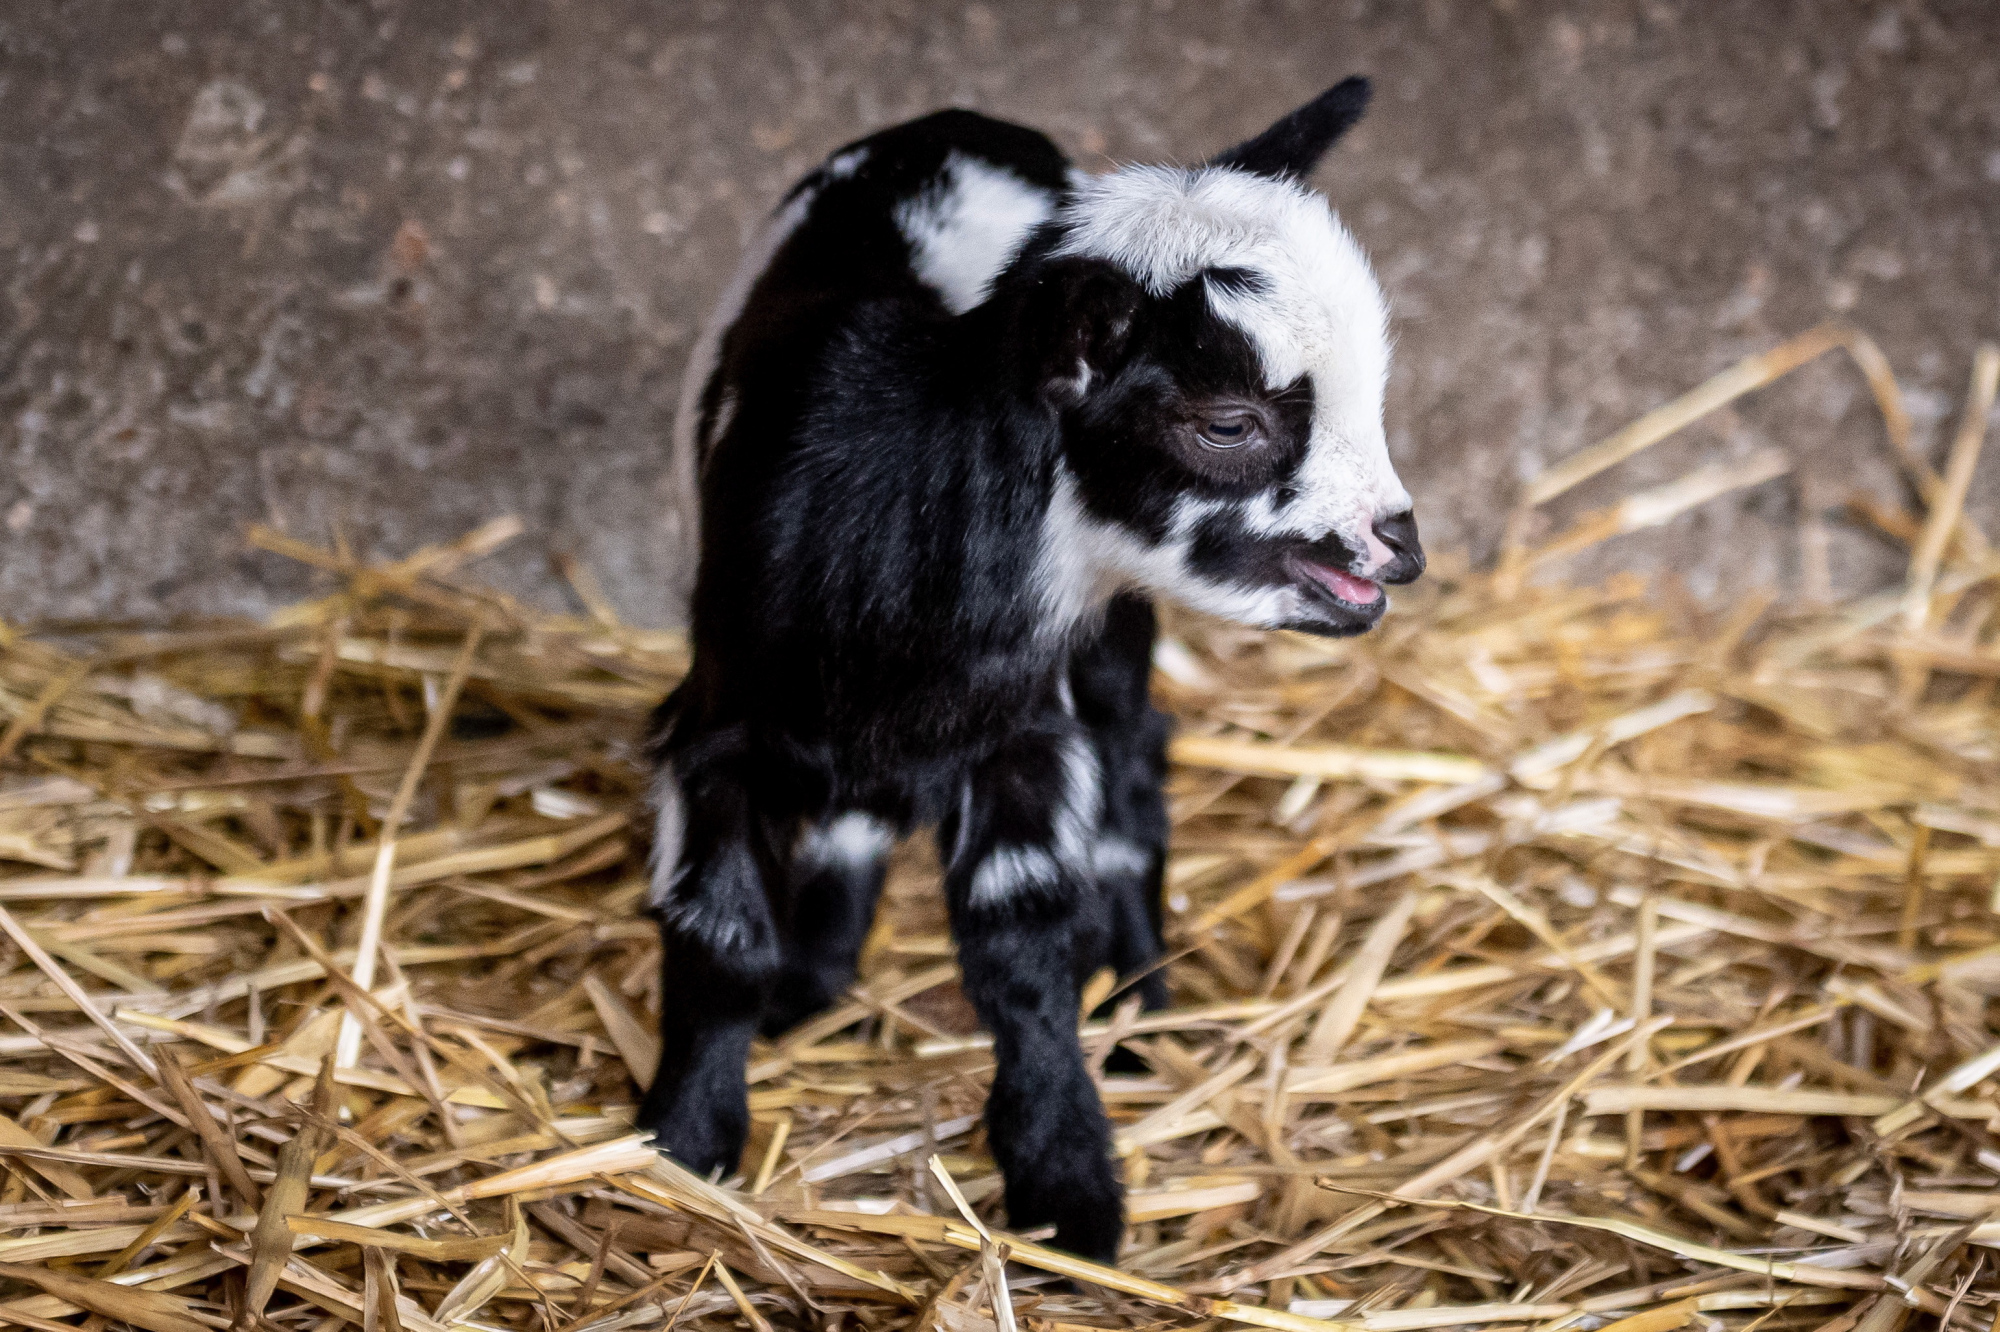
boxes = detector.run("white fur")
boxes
[1034,471,1303,633]
[1091,834,1153,879]
[966,732,1102,906]
[654,781,770,952]
[822,147,868,181]
[895,152,1056,315]
[709,386,738,446]
[1055,165,1409,576]
[968,843,1064,905]
[797,811,894,873]
[648,764,779,955]
[662,883,762,954]
[1051,731,1104,866]
[647,762,687,909]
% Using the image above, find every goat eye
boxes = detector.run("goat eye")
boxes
[1198,413,1260,449]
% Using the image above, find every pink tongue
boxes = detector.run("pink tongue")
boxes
[1307,563,1382,605]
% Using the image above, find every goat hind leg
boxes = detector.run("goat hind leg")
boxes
[639,754,782,1178]
[761,812,894,1037]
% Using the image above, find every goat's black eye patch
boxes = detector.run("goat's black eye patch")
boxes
[1056,271,1317,520]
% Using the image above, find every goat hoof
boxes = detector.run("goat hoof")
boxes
[645,1127,737,1179]
[639,1098,744,1179]
[1039,1211,1123,1267]
[757,979,840,1039]
[1006,1176,1124,1266]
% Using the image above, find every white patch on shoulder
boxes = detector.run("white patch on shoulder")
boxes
[895,152,1056,315]
[1054,165,1410,571]
[797,812,894,874]
[647,762,687,909]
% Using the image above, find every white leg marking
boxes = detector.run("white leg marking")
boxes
[1091,834,1153,880]
[1052,732,1103,867]
[797,812,894,874]
[647,761,686,909]
[969,844,1064,905]
[664,889,763,955]
[649,762,769,957]
[966,734,1103,907]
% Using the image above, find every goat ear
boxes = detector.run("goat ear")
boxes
[1030,258,1144,407]
[1208,76,1371,180]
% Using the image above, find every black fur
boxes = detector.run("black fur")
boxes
[643,81,1408,1265]
[1208,75,1372,180]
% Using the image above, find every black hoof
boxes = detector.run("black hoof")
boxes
[1045,1205,1124,1267]
[1005,1168,1124,1266]
[639,1093,744,1179]
[758,989,827,1039]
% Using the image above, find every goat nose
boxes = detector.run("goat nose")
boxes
[1371,510,1425,584]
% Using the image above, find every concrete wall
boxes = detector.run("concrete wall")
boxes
[4,0,1997,627]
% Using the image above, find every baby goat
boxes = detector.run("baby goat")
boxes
[645,79,1423,1262]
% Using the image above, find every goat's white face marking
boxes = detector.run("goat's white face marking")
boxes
[896,152,1056,315]
[1045,165,1414,636]
[1036,471,1294,631]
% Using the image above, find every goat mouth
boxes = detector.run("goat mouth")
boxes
[1288,548,1384,632]
[1287,554,1383,613]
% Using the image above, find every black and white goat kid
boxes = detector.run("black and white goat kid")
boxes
[645,78,1423,1263]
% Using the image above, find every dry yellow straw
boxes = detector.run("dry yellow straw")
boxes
[337,622,485,1068]
[1499,322,1920,589]
[1516,323,1901,508]
[6,339,2000,1332]
[1900,343,1998,630]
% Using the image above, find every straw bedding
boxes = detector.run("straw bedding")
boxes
[0,325,1996,1332]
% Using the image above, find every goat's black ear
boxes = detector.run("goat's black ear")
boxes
[1208,76,1371,181]
[1024,258,1145,406]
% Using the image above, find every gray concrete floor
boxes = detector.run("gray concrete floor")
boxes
[4,1,1998,627]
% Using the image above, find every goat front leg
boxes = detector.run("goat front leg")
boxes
[1089,704,1172,1015]
[1070,593,1172,1018]
[944,727,1123,1263]
[639,752,782,1178]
